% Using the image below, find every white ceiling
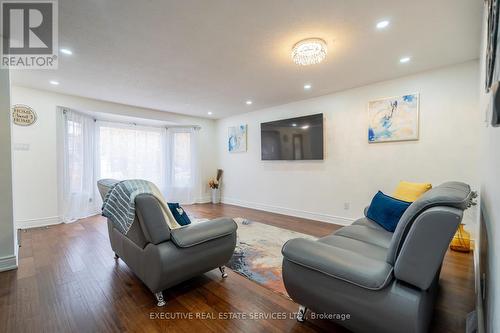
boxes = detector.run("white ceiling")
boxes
[11,0,482,119]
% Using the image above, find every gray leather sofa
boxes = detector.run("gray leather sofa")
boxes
[282,182,474,333]
[97,179,237,306]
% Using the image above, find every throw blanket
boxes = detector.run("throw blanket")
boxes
[101,179,180,234]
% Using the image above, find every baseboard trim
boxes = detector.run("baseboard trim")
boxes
[16,216,61,229]
[196,195,212,204]
[221,197,355,226]
[0,255,17,272]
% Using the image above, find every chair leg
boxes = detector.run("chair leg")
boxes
[219,266,228,278]
[114,253,119,259]
[297,305,307,322]
[154,291,166,307]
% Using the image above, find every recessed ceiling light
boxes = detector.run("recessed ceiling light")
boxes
[292,123,297,127]
[400,57,411,63]
[49,80,59,85]
[376,20,390,29]
[207,111,213,115]
[304,84,312,90]
[291,38,327,66]
[301,125,310,130]
[60,48,73,55]
[246,100,253,105]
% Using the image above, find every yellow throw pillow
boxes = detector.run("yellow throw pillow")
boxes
[393,181,432,202]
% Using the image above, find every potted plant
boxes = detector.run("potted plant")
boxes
[208,169,223,204]
[208,179,220,203]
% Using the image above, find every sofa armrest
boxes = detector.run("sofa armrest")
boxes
[282,238,393,290]
[171,217,237,248]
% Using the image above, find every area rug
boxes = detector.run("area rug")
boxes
[226,217,317,298]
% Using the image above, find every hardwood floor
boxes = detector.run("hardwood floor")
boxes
[0,203,474,333]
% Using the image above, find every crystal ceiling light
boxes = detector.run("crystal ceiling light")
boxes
[291,38,327,66]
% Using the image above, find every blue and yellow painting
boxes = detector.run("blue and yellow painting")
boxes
[368,93,419,143]
[228,124,247,152]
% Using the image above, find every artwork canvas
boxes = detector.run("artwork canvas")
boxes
[368,93,419,143]
[485,0,499,92]
[228,125,247,152]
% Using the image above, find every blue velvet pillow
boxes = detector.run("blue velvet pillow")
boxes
[366,191,411,232]
[167,203,191,226]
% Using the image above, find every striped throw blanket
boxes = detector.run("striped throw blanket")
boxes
[101,179,180,234]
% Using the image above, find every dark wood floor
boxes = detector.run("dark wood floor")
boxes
[0,203,474,333]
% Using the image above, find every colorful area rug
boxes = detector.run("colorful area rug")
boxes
[226,218,317,298]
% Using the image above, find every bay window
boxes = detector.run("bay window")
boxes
[59,108,199,222]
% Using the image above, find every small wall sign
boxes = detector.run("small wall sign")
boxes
[12,105,37,126]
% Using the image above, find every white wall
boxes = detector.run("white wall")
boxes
[478,7,500,332]
[11,86,217,228]
[0,69,17,271]
[216,61,480,227]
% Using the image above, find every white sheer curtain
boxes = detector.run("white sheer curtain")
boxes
[59,111,200,220]
[165,127,199,204]
[96,121,167,192]
[61,109,99,222]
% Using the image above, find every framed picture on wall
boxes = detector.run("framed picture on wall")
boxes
[228,125,247,152]
[368,93,419,143]
[485,0,499,92]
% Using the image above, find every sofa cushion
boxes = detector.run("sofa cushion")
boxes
[366,191,411,232]
[386,181,472,264]
[393,181,432,202]
[318,234,388,261]
[282,238,393,290]
[334,225,393,249]
[352,216,385,231]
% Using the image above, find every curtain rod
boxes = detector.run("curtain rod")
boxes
[166,125,201,129]
[62,108,201,130]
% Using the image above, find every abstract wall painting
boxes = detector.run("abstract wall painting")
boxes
[368,93,419,143]
[228,124,247,152]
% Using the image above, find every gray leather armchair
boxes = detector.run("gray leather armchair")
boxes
[282,182,474,333]
[97,179,237,306]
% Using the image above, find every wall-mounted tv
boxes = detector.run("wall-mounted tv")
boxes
[261,113,324,160]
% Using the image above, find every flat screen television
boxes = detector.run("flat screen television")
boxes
[261,113,324,160]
